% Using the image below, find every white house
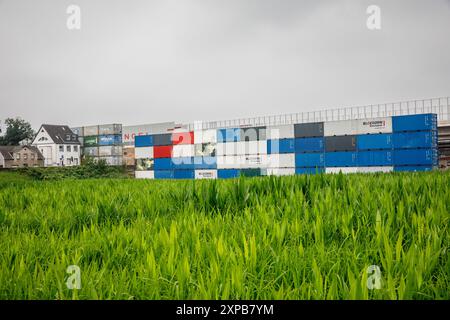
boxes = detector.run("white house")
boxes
[32,124,81,167]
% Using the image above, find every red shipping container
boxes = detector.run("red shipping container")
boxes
[154,145,173,158]
[172,132,194,145]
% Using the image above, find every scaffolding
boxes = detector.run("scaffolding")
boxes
[188,97,450,131]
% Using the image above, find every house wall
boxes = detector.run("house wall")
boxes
[0,153,4,168]
[3,147,44,168]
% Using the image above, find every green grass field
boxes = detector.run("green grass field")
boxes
[0,171,449,300]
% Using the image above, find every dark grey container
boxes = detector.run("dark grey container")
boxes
[240,127,266,141]
[152,133,172,146]
[325,135,357,152]
[294,122,324,138]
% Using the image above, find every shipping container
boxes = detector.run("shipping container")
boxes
[393,149,438,166]
[98,124,122,135]
[194,129,217,144]
[217,155,238,169]
[84,125,99,136]
[240,127,266,141]
[357,134,392,150]
[217,128,240,142]
[153,133,173,146]
[294,122,324,138]
[325,136,357,152]
[241,168,262,177]
[266,168,296,176]
[394,166,435,172]
[135,147,154,159]
[296,167,325,174]
[154,170,174,179]
[135,171,154,179]
[392,114,437,132]
[135,158,154,171]
[195,169,218,179]
[98,134,122,146]
[123,147,135,167]
[153,145,173,158]
[358,150,393,166]
[71,127,84,137]
[98,146,123,157]
[171,157,195,170]
[267,139,295,154]
[324,120,357,136]
[83,147,99,157]
[101,156,123,166]
[83,136,98,147]
[217,142,236,156]
[135,135,153,147]
[154,158,173,170]
[325,152,358,167]
[266,125,295,140]
[295,153,324,167]
[325,167,359,174]
[267,154,295,168]
[356,117,392,134]
[193,156,217,169]
[172,144,195,158]
[241,154,269,168]
[172,132,194,145]
[218,169,240,179]
[174,170,195,179]
[194,143,216,157]
[295,137,324,153]
[392,131,438,149]
[237,141,267,155]
[357,166,394,173]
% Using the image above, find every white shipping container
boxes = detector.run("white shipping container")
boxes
[172,145,195,158]
[267,154,295,168]
[135,147,154,159]
[98,146,122,157]
[217,142,238,156]
[241,155,269,168]
[237,141,267,155]
[356,117,392,134]
[99,124,122,135]
[194,129,217,144]
[266,168,296,176]
[266,125,295,140]
[357,166,394,173]
[135,171,155,179]
[195,170,218,179]
[83,147,98,157]
[326,167,359,174]
[324,120,358,136]
[84,125,99,136]
[217,155,239,169]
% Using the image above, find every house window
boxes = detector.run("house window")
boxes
[24,154,28,160]
[59,146,64,152]
[74,158,78,165]
[31,154,35,160]
[67,146,71,152]
[16,153,20,160]
[66,134,71,141]
[74,146,78,152]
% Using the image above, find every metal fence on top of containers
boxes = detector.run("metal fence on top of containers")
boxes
[186,97,450,131]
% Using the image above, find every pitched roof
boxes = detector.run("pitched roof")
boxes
[38,124,80,145]
[0,145,44,160]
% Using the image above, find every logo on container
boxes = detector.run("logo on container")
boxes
[363,120,386,128]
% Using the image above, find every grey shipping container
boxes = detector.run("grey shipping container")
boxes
[99,124,122,135]
[153,133,172,146]
[101,156,123,166]
[240,127,266,141]
[84,147,99,157]
[99,146,123,157]
[325,135,357,152]
[294,122,324,138]
[84,125,99,136]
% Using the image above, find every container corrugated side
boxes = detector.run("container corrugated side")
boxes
[393,149,438,166]
[295,167,325,174]
[324,120,357,136]
[218,169,240,179]
[294,122,324,138]
[393,114,437,132]
[267,139,295,154]
[266,168,296,176]
[217,128,240,142]
[83,125,99,136]
[394,166,435,172]
[267,154,295,168]
[325,167,359,174]
[295,137,324,153]
[266,125,294,140]
[194,129,217,144]
[135,135,153,147]
[172,145,195,158]
[135,171,154,179]
[174,170,195,179]
[324,152,358,167]
[357,134,392,150]
[135,147,154,159]
[393,131,438,149]
[98,146,123,157]
[357,166,393,173]
[295,153,325,167]
[358,150,393,166]
[154,170,175,179]
[325,136,357,152]
[195,169,218,179]
[240,127,266,141]
[356,117,392,134]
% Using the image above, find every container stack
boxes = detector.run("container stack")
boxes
[78,124,123,166]
[134,113,438,179]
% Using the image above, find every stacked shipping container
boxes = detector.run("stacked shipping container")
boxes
[135,114,438,179]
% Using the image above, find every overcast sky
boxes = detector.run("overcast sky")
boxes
[0,0,449,129]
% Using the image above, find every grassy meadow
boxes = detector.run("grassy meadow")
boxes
[0,171,449,299]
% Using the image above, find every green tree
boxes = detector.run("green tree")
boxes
[0,118,35,145]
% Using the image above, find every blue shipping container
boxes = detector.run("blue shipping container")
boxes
[193,156,217,169]
[154,158,173,170]
[358,151,393,166]
[295,137,324,153]
[218,169,240,179]
[357,134,392,150]
[295,153,324,167]
[392,114,437,132]
[393,149,438,166]
[171,157,195,170]
[267,139,295,154]
[394,166,434,172]
[174,170,195,179]
[393,131,438,149]
[135,135,153,147]
[325,152,358,167]
[217,128,240,142]
[296,167,325,174]
[98,135,122,146]
[154,170,174,179]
